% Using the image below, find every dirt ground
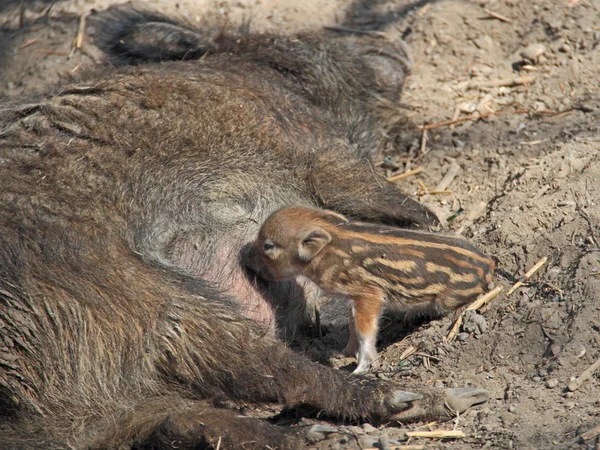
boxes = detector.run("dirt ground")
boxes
[1,0,599,449]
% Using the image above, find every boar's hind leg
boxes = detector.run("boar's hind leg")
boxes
[105,398,302,450]
[308,149,440,229]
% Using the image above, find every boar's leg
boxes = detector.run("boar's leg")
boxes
[306,148,439,229]
[101,397,302,450]
[157,285,488,424]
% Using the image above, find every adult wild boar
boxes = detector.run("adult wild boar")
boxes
[0,8,488,449]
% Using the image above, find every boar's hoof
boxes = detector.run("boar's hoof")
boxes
[391,387,490,422]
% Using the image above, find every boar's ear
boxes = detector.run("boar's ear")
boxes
[297,227,331,262]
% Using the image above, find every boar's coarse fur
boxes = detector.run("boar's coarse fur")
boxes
[0,8,488,449]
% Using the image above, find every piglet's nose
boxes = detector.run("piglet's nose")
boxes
[240,243,259,272]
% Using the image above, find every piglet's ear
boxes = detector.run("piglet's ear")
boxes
[297,227,331,262]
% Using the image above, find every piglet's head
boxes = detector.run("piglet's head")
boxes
[244,206,334,281]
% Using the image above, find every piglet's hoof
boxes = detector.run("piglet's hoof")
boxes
[390,388,490,422]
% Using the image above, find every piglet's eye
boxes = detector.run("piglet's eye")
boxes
[263,242,275,252]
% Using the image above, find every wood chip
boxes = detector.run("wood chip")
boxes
[387,168,423,182]
[398,345,417,362]
[580,424,600,441]
[568,357,600,392]
[434,161,461,191]
[406,430,465,439]
[506,257,548,296]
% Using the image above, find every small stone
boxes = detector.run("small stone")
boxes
[306,424,338,443]
[520,43,547,62]
[565,402,575,409]
[546,378,559,388]
[379,434,392,450]
[508,405,517,413]
[358,436,379,449]
[551,344,562,356]
[457,332,470,341]
[7,82,14,90]
[362,423,377,433]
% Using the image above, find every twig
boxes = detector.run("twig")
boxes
[75,14,87,49]
[364,446,424,450]
[445,286,504,342]
[324,25,386,37]
[419,109,529,131]
[69,13,88,57]
[18,38,39,50]
[387,168,423,182]
[419,129,428,158]
[542,109,575,122]
[580,424,600,441]
[414,352,440,362]
[435,161,461,191]
[406,430,465,439]
[568,357,600,392]
[398,345,417,362]
[419,190,452,196]
[457,201,488,234]
[483,9,512,23]
[215,436,222,450]
[19,0,25,28]
[471,75,535,89]
[506,257,548,296]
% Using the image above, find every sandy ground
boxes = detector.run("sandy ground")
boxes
[1,0,599,449]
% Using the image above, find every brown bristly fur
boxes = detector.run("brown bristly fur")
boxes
[0,7,488,448]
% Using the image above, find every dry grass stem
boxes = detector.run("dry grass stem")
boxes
[483,9,512,23]
[398,345,417,362]
[18,38,39,50]
[568,357,600,392]
[19,0,25,28]
[387,167,423,182]
[445,286,504,342]
[364,446,425,450]
[506,257,548,296]
[419,129,428,157]
[406,430,465,439]
[472,75,535,89]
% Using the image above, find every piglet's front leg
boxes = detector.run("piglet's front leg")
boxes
[350,290,384,374]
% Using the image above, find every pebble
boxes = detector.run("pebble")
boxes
[462,310,488,336]
[546,378,559,389]
[358,436,379,449]
[520,43,547,62]
[457,332,470,341]
[508,405,517,413]
[362,423,377,433]
[7,82,14,90]
[306,424,338,442]
[379,434,392,450]
[566,402,575,409]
